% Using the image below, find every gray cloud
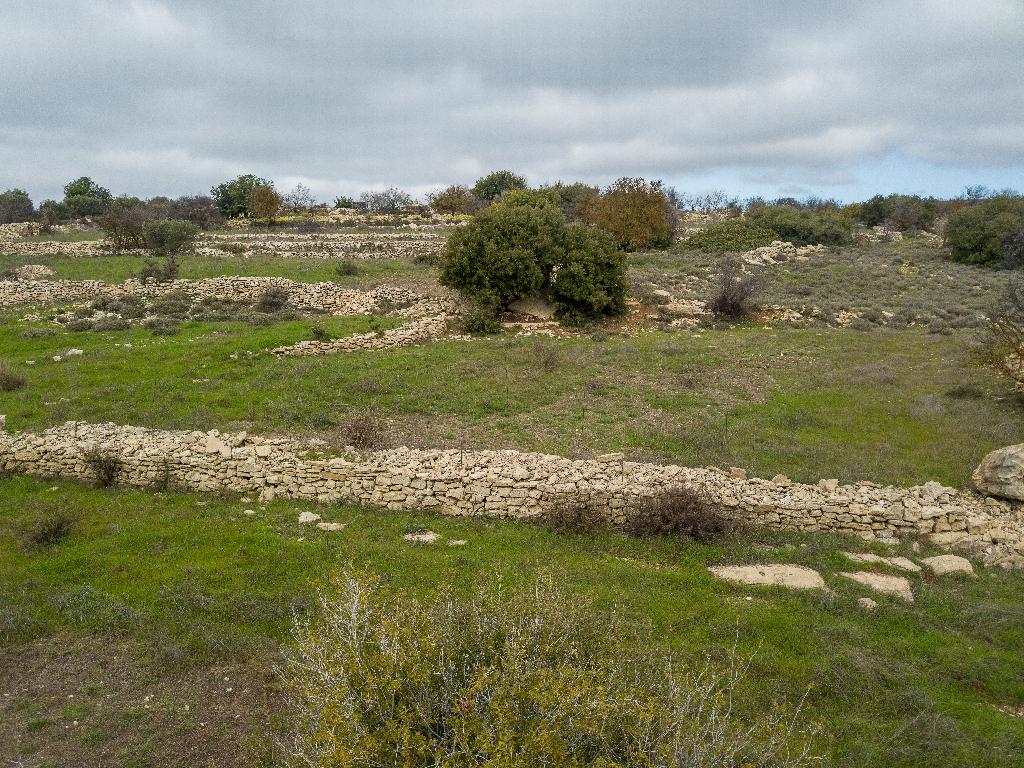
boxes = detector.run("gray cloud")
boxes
[1,0,1022,202]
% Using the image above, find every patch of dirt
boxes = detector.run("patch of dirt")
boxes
[0,635,281,768]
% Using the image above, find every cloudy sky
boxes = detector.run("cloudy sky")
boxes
[2,0,1022,204]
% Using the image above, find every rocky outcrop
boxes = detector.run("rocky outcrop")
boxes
[1,421,1022,568]
[973,444,1024,501]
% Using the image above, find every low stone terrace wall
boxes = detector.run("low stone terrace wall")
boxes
[1,421,1021,568]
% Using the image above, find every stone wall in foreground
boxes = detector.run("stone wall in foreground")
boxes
[1,421,1022,568]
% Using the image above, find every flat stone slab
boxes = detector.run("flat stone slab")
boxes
[840,572,914,601]
[316,521,346,531]
[403,530,440,544]
[842,552,921,572]
[707,564,825,590]
[298,511,321,524]
[921,554,975,576]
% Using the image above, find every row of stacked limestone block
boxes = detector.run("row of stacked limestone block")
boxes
[1,421,1022,568]
[0,276,417,314]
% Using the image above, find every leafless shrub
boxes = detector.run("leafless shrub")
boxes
[16,510,77,549]
[255,286,290,313]
[82,447,121,487]
[338,412,387,450]
[624,487,736,543]
[710,257,762,319]
[0,365,27,391]
[981,278,1024,388]
[541,499,608,533]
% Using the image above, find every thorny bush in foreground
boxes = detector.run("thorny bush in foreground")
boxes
[278,572,818,768]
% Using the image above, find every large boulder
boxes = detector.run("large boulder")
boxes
[973,444,1024,501]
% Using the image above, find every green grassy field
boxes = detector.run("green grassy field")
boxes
[1,314,1020,486]
[1,476,1022,767]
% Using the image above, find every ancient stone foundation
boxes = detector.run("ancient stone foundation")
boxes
[2,421,1022,568]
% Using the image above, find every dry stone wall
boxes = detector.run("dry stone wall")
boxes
[2,421,1022,568]
[1,276,418,315]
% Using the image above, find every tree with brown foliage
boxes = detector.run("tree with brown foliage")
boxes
[248,185,282,224]
[581,177,674,251]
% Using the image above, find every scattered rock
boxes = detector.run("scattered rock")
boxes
[298,511,321,524]
[404,530,440,544]
[508,296,556,320]
[840,572,914,601]
[707,564,825,590]
[842,552,921,572]
[921,554,975,577]
[973,444,1024,501]
[729,467,747,480]
[857,597,879,612]
[242,509,256,516]
[316,521,346,531]
[448,539,467,546]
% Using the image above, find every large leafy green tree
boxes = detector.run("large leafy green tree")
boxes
[0,189,34,223]
[210,174,272,218]
[471,170,528,202]
[62,177,112,217]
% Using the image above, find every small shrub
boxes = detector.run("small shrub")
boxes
[459,300,502,335]
[1003,229,1024,269]
[748,205,852,246]
[64,318,94,332]
[143,218,199,255]
[99,197,148,249]
[0,366,27,391]
[309,324,333,342]
[334,259,360,276]
[19,327,57,339]
[624,488,735,542]
[582,177,674,251]
[138,254,179,282]
[255,286,290,312]
[541,500,607,533]
[339,412,386,450]
[82,448,121,487]
[144,317,181,335]
[279,572,819,768]
[980,278,1024,388]
[684,218,780,252]
[366,315,386,337]
[91,316,130,332]
[709,257,762,319]
[16,510,76,549]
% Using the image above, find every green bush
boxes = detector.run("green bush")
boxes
[683,218,780,252]
[945,196,1024,266]
[551,224,627,325]
[471,169,528,202]
[439,190,564,309]
[857,194,939,232]
[138,255,179,282]
[0,188,34,223]
[748,205,852,246]
[38,199,72,227]
[581,177,674,251]
[142,218,199,255]
[440,190,628,324]
[280,572,818,768]
[210,174,272,218]
[99,197,148,250]
[63,177,112,217]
